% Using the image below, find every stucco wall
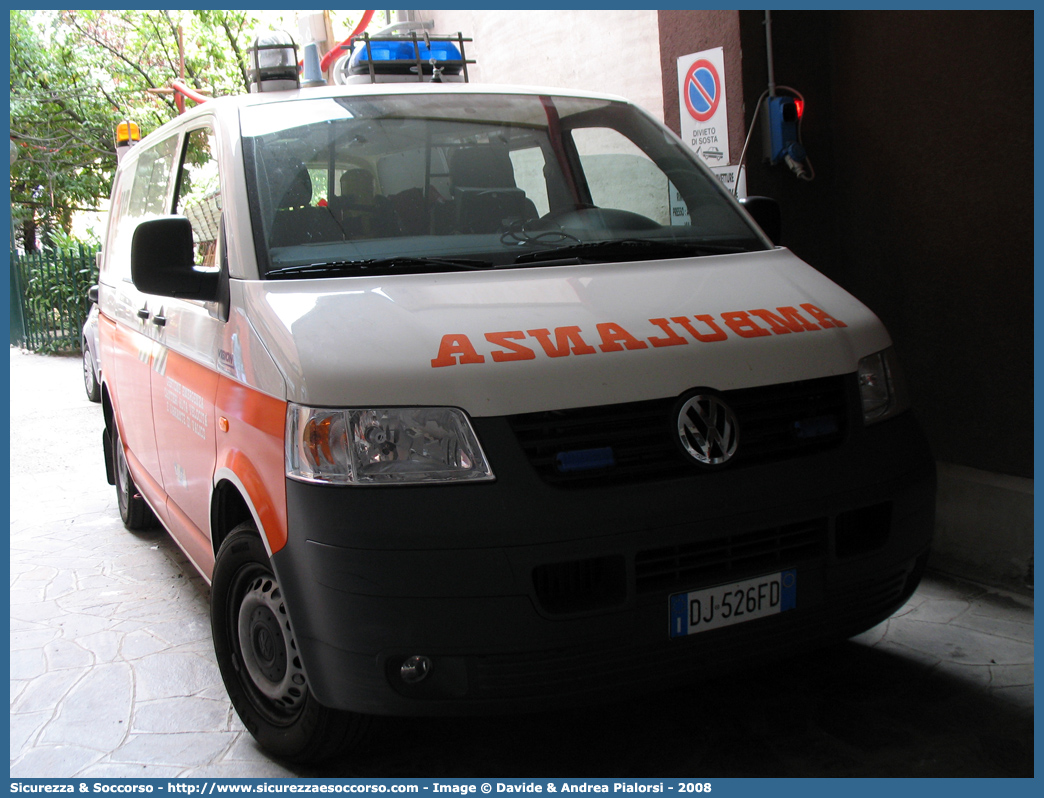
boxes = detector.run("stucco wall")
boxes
[410,10,665,121]
[656,10,744,163]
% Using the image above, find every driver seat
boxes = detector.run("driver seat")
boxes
[448,146,537,233]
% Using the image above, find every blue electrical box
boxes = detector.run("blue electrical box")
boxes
[767,96,801,164]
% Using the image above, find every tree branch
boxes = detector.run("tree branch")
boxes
[66,15,176,114]
[220,16,251,93]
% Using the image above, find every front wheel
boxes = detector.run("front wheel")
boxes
[210,524,369,763]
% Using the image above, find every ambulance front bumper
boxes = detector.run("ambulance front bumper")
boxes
[270,411,936,716]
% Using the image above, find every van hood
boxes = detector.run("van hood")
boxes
[243,248,891,416]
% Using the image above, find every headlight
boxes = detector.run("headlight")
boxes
[285,404,495,486]
[858,347,910,424]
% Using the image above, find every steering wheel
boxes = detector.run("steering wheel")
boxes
[531,206,661,232]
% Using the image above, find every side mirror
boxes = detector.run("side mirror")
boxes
[87,284,99,304]
[130,216,219,300]
[740,196,782,246]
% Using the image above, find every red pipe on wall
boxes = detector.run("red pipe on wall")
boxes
[171,80,210,108]
[320,10,376,75]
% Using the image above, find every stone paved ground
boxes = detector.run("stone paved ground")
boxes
[9,348,1034,778]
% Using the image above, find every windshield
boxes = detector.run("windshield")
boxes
[240,92,768,278]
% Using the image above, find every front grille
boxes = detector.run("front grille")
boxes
[635,518,830,595]
[533,555,627,614]
[507,375,850,487]
[469,563,915,699]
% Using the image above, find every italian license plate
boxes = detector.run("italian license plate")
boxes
[669,570,797,638]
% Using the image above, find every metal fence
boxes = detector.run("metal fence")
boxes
[10,244,100,353]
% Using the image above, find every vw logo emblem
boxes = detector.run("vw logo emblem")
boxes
[676,393,739,466]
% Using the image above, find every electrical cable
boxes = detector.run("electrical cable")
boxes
[734,89,768,195]
[735,85,815,190]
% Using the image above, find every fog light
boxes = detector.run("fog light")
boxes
[400,655,433,684]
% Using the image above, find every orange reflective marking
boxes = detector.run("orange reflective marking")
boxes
[647,318,689,348]
[721,310,771,339]
[526,327,597,358]
[749,306,820,334]
[596,322,649,353]
[429,305,848,368]
[671,315,728,343]
[485,331,537,362]
[431,334,486,368]
[800,304,848,329]
[215,377,288,553]
[152,347,219,571]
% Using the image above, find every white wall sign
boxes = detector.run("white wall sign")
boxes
[710,164,746,198]
[677,48,731,171]
[669,166,746,226]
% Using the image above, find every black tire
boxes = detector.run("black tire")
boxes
[112,423,154,530]
[211,524,369,763]
[82,344,101,403]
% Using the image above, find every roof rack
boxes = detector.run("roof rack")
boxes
[345,31,475,84]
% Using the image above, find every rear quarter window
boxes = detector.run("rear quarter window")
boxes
[106,134,180,283]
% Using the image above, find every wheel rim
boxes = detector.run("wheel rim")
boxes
[115,431,131,515]
[83,350,95,393]
[236,570,308,715]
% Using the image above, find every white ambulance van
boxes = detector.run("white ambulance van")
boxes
[97,32,935,762]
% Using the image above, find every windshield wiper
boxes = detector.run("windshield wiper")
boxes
[266,256,494,278]
[514,238,748,265]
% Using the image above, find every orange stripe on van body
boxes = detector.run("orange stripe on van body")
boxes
[121,438,170,532]
[152,347,220,540]
[166,496,218,581]
[215,376,289,553]
[110,318,165,483]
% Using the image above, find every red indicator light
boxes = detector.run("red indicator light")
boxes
[795,99,805,119]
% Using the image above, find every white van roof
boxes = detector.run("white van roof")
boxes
[135,80,635,149]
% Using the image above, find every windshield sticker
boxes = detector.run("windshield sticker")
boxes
[430,304,846,368]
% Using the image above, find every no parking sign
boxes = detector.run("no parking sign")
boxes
[682,59,721,122]
[677,47,732,171]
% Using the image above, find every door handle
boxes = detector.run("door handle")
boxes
[152,314,167,327]
[137,307,150,320]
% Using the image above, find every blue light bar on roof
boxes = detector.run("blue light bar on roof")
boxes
[345,32,473,83]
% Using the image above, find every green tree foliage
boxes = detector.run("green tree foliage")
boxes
[10,10,114,250]
[9,9,369,251]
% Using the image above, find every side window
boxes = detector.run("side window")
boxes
[307,167,329,206]
[175,126,222,270]
[101,175,131,279]
[111,134,180,282]
[508,145,550,217]
[570,127,674,225]
[128,134,180,218]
